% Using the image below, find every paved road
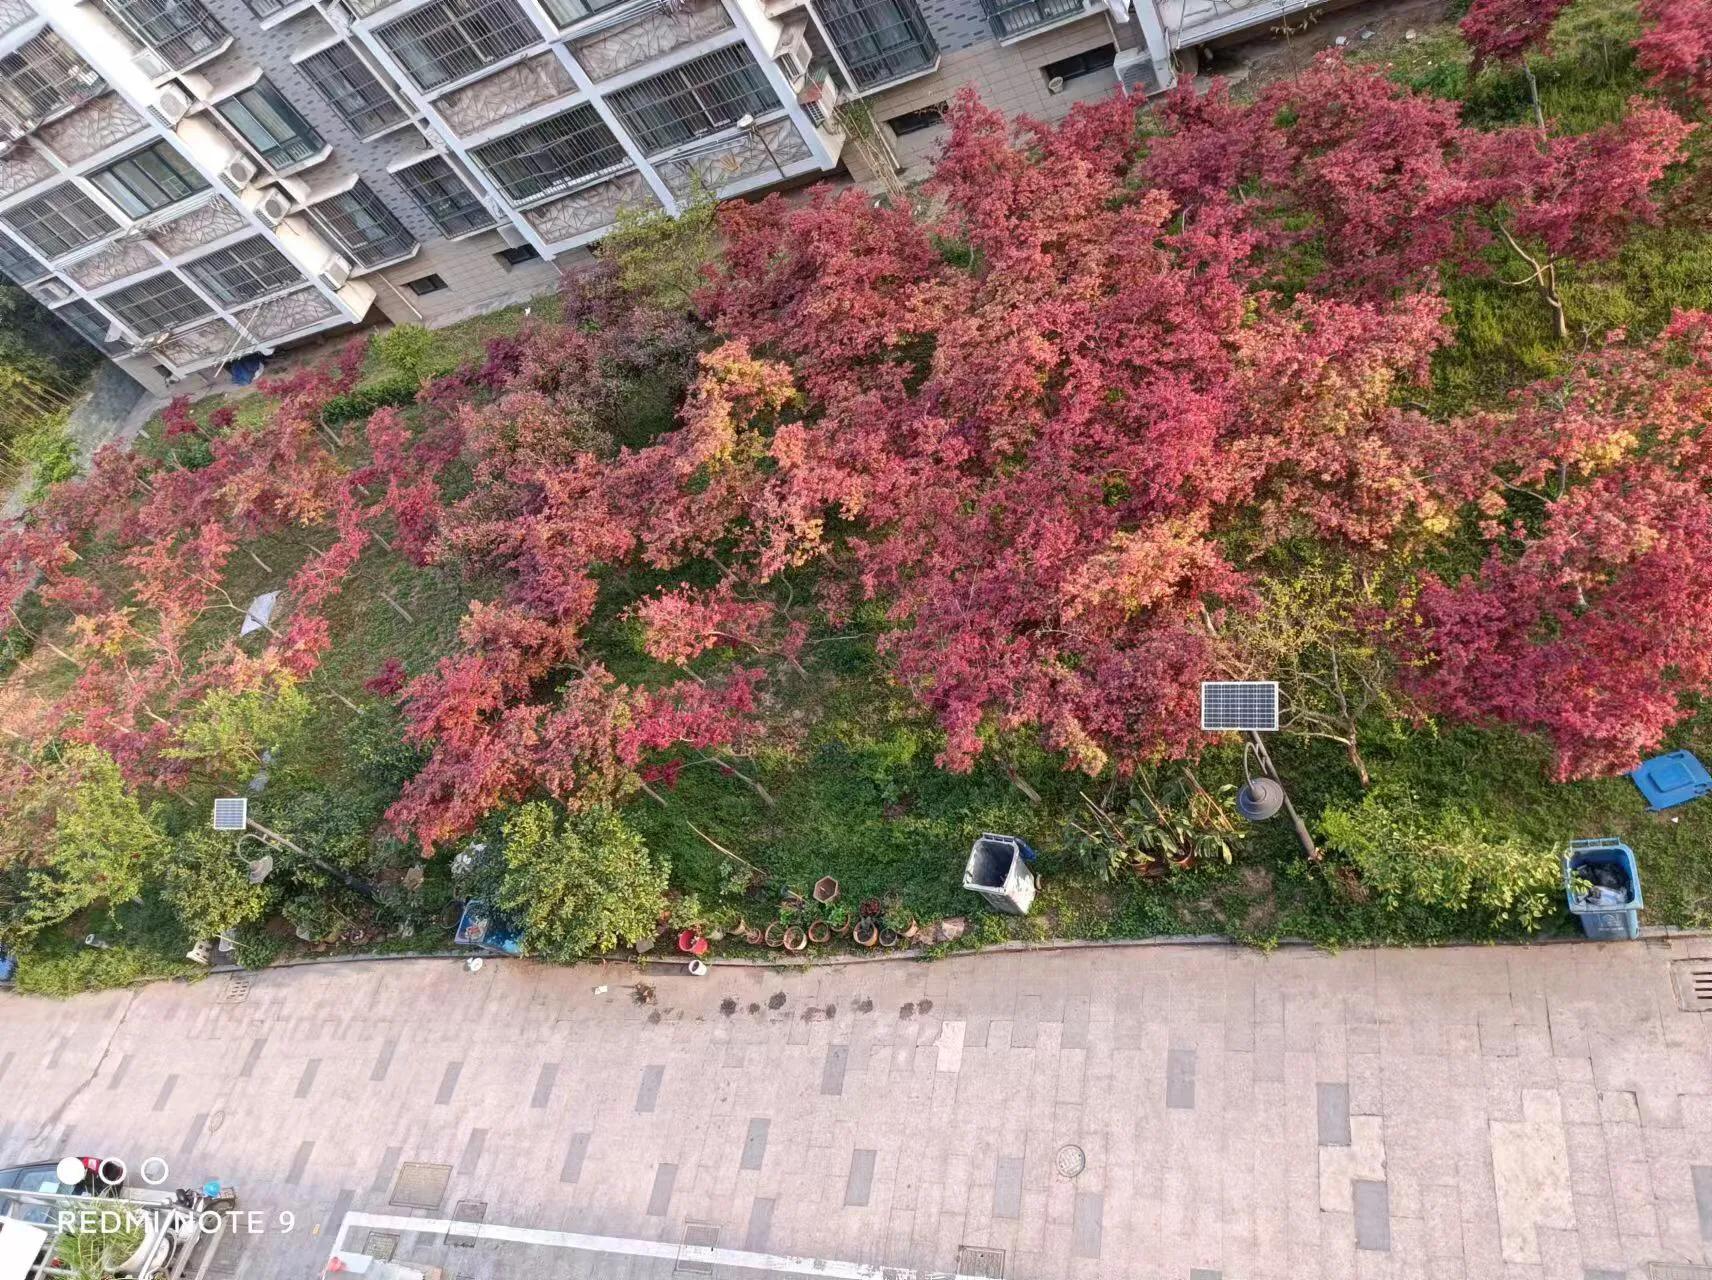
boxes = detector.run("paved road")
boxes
[4,939,1712,1280]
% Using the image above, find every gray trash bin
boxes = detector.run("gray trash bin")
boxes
[964,833,1038,915]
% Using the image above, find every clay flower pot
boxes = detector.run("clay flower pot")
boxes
[834,917,852,936]
[783,926,808,953]
[813,876,840,904]
[853,919,879,947]
[807,921,831,944]
[878,928,900,948]
[901,918,920,940]
[764,921,786,948]
[744,927,764,945]
[676,929,708,955]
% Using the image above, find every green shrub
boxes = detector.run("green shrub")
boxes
[13,942,193,997]
[17,410,79,504]
[321,372,418,426]
[162,829,273,941]
[372,324,442,382]
[498,802,667,958]
[1320,785,1562,928]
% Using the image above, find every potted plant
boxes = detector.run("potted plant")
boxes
[828,903,853,935]
[783,925,808,953]
[764,921,786,948]
[853,917,879,947]
[807,920,831,944]
[878,927,901,947]
[813,876,839,904]
[744,925,764,945]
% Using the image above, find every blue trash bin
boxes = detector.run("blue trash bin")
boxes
[1564,838,1642,940]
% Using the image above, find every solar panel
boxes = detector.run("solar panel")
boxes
[1200,681,1279,732]
[212,797,249,831]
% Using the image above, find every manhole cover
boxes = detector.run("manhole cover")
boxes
[221,975,251,1004]
[390,1162,453,1210]
[364,1232,399,1263]
[1054,1145,1086,1178]
[957,1245,1006,1278]
[675,1223,718,1275]
[1652,1266,1712,1280]
[1671,961,1712,1011]
[448,1199,486,1248]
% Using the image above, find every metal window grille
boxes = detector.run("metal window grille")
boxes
[96,0,227,69]
[471,105,626,202]
[299,44,407,137]
[217,78,324,168]
[100,271,213,335]
[538,0,630,29]
[394,156,494,236]
[307,181,416,267]
[608,44,777,155]
[0,232,48,284]
[244,0,286,15]
[54,298,124,350]
[184,236,302,305]
[818,0,935,89]
[4,184,119,258]
[979,0,1083,39]
[377,0,536,91]
[0,31,103,130]
[90,140,209,217]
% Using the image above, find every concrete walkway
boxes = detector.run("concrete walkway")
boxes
[4,939,1712,1280]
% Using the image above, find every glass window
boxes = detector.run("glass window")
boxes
[4,184,118,258]
[90,140,209,217]
[0,32,102,127]
[96,0,226,69]
[405,273,446,294]
[184,236,302,305]
[308,181,415,268]
[1041,42,1113,82]
[607,45,776,155]
[298,44,407,137]
[54,299,124,350]
[217,77,324,169]
[471,105,626,202]
[376,0,536,92]
[536,0,626,28]
[100,271,213,335]
[394,156,495,236]
[818,0,937,90]
[0,232,49,283]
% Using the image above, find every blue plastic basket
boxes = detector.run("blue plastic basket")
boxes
[1564,838,1641,940]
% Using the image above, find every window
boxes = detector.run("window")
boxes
[0,233,48,284]
[405,273,447,294]
[980,0,1084,40]
[394,156,495,236]
[308,181,416,268]
[608,45,776,156]
[298,44,407,138]
[90,141,209,217]
[1041,42,1113,84]
[184,237,302,305]
[885,102,944,137]
[54,299,121,349]
[4,185,118,258]
[217,78,324,169]
[100,272,213,335]
[376,0,536,92]
[496,243,539,267]
[471,106,626,203]
[818,0,937,90]
[96,0,227,69]
[244,0,287,15]
[536,0,626,27]
[0,32,102,128]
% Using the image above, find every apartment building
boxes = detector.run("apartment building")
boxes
[0,0,1316,391]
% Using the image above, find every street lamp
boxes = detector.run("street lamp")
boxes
[736,112,787,183]
[212,797,378,900]
[1200,681,1319,861]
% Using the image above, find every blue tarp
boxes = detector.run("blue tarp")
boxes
[229,353,265,386]
[455,901,523,955]
[1629,750,1712,811]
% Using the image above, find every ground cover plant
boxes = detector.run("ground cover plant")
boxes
[2,0,1711,990]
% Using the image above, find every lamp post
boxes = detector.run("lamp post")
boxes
[736,112,787,183]
[213,798,379,901]
[1201,681,1319,861]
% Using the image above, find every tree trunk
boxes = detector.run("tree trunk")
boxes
[1003,761,1041,804]
[1523,62,1545,132]
[1542,263,1568,341]
[1346,737,1371,789]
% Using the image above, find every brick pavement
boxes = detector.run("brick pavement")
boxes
[4,939,1712,1280]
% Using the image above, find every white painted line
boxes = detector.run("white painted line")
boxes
[330,1210,989,1279]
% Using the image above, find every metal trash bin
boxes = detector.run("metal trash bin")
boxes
[1565,837,1642,940]
[964,833,1038,915]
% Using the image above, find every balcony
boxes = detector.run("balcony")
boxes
[567,0,733,81]
[96,0,231,73]
[816,0,936,91]
[0,31,107,141]
[979,0,1090,41]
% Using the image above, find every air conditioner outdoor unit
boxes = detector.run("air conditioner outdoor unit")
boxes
[254,189,293,226]
[497,222,529,249]
[317,254,351,290]
[1113,47,1172,97]
[153,84,193,124]
[773,18,812,84]
[220,153,258,189]
[132,47,170,79]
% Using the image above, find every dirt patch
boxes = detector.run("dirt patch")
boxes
[899,1002,916,1019]
[719,997,737,1016]
[767,991,787,1010]
[1237,864,1282,935]
[854,996,874,1014]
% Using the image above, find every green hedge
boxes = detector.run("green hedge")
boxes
[320,371,419,426]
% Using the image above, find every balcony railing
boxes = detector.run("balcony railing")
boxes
[0,31,106,138]
[980,0,1085,39]
[817,0,936,90]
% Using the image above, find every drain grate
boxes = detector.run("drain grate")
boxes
[221,975,251,1004]
[363,1232,399,1262]
[674,1223,718,1275]
[1054,1145,1086,1178]
[956,1245,1006,1278]
[1670,961,1712,1011]
[447,1199,486,1248]
[389,1162,453,1210]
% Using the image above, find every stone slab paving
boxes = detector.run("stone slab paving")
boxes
[5,939,1712,1279]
